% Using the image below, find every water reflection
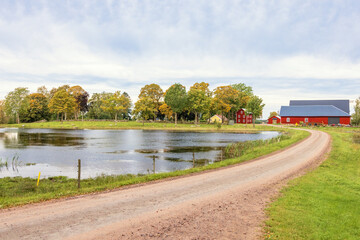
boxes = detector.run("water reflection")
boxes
[0,128,279,178]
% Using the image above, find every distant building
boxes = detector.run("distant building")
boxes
[280,100,351,125]
[209,114,228,124]
[236,109,253,124]
[267,116,281,124]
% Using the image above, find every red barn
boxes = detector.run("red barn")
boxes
[267,116,281,124]
[236,109,253,124]
[280,102,351,125]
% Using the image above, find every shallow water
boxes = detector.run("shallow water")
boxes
[0,128,279,178]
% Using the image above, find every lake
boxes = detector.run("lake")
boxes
[0,128,279,179]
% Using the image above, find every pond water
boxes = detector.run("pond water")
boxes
[0,128,279,179]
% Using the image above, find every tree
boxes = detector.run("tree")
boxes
[351,97,360,126]
[246,95,265,127]
[188,82,211,124]
[164,83,187,125]
[101,91,131,121]
[0,100,9,124]
[159,103,173,120]
[48,89,76,121]
[134,84,164,121]
[68,86,89,120]
[133,97,157,125]
[88,92,113,119]
[21,93,50,122]
[37,86,50,98]
[269,111,278,118]
[212,86,240,123]
[4,87,29,123]
[232,83,253,97]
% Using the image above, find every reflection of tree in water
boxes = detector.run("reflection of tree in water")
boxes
[2,132,85,148]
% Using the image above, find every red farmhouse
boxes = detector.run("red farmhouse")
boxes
[267,116,281,124]
[236,109,253,124]
[280,100,351,125]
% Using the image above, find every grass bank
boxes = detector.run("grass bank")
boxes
[265,128,360,240]
[0,129,309,209]
[0,120,279,132]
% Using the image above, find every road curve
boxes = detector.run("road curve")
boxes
[0,129,331,240]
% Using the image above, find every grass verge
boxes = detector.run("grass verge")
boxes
[265,128,360,240]
[0,129,309,209]
[0,120,279,132]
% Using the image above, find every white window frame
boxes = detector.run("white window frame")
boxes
[286,117,290,123]
[305,118,308,123]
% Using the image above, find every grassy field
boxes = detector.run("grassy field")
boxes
[265,127,360,240]
[0,126,309,209]
[0,120,280,132]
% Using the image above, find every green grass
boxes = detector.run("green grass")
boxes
[265,128,360,240]
[0,129,308,209]
[0,120,279,132]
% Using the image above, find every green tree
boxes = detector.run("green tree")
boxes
[0,100,9,124]
[4,87,29,123]
[88,92,113,119]
[231,83,253,97]
[351,97,360,126]
[101,91,131,121]
[48,89,76,121]
[246,95,265,127]
[188,82,211,124]
[164,83,187,125]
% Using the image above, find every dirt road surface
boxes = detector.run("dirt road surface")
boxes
[0,129,331,240]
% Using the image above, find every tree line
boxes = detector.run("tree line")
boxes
[0,82,265,125]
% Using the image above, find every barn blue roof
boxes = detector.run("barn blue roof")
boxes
[280,105,350,117]
[289,100,350,114]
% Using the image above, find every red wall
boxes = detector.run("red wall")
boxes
[267,117,280,124]
[281,116,351,125]
[236,109,253,124]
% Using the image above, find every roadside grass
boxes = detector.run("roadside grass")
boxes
[0,129,309,209]
[265,129,360,240]
[0,120,278,132]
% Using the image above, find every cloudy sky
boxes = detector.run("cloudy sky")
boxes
[0,0,359,117]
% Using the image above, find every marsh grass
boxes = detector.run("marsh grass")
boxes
[0,154,21,172]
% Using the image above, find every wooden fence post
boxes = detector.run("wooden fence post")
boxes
[78,159,81,189]
[153,155,156,174]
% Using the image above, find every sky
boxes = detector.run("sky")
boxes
[0,0,359,118]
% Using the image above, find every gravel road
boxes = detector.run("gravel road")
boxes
[0,129,331,240]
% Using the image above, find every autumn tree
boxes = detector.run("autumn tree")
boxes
[351,97,360,126]
[137,84,164,119]
[269,111,278,118]
[159,103,173,120]
[187,82,211,124]
[133,97,157,125]
[48,89,76,121]
[101,91,131,121]
[246,95,265,127]
[4,87,29,123]
[164,83,187,125]
[21,93,50,122]
[68,85,89,120]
